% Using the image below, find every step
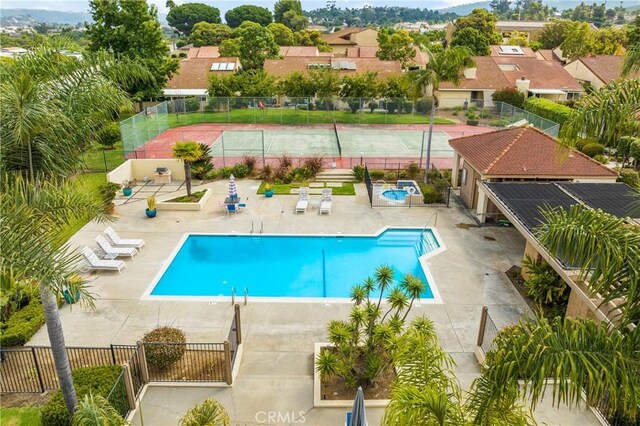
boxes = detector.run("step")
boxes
[317,169,354,176]
[315,177,358,183]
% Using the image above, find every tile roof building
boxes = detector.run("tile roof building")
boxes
[163,57,241,97]
[438,46,583,108]
[263,56,401,79]
[321,28,379,54]
[449,126,617,214]
[564,55,639,90]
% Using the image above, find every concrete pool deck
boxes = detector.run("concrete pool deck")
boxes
[29,179,600,425]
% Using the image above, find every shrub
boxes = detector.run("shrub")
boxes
[593,154,609,164]
[205,169,218,180]
[302,156,324,176]
[368,101,377,113]
[97,122,121,149]
[369,169,385,179]
[274,155,292,180]
[522,256,568,307]
[451,110,458,116]
[220,167,234,179]
[479,109,492,119]
[98,182,121,212]
[0,299,44,347]
[405,162,420,179]
[385,99,399,114]
[184,97,201,112]
[352,165,365,182]
[231,163,250,178]
[574,137,596,152]
[618,168,640,188]
[419,184,443,204]
[414,97,433,114]
[581,143,605,158]
[258,164,273,181]
[41,365,126,426]
[401,101,413,114]
[523,97,572,126]
[191,162,214,180]
[242,156,257,173]
[142,326,186,369]
[385,171,398,180]
[180,399,230,426]
[491,87,525,109]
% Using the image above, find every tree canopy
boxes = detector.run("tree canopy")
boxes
[219,21,279,70]
[453,9,502,46]
[225,5,273,28]
[267,23,294,46]
[187,22,232,47]
[293,29,332,52]
[86,0,178,100]
[166,2,221,36]
[306,6,457,27]
[451,27,491,56]
[376,28,416,68]
[274,0,307,31]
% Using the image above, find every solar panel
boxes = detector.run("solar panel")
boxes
[225,62,235,70]
[559,183,639,219]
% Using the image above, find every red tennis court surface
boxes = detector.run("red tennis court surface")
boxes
[130,123,493,170]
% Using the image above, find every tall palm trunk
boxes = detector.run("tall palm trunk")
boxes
[40,281,77,417]
[184,161,192,196]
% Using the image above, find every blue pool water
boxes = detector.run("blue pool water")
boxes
[382,189,408,201]
[150,229,439,299]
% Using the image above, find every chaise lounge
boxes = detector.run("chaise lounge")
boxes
[80,247,126,273]
[95,235,138,259]
[296,187,309,214]
[319,188,332,215]
[104,227,145,249]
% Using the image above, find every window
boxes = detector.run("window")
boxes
[211,62,236,71]
[461,168,468,186]
[497,64,518,72]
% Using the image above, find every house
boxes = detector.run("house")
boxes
[449,126,618,219]
[345,45,429,69]
[321,27,379,55]
[163,57,241,98]
[495,20,597,43]
[263,56,401,80]
[564,55,638,90]
[438,46,583,108]
[279,46,332,57]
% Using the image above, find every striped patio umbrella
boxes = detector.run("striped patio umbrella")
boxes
[349,386,367,426]
[228,174,238,199]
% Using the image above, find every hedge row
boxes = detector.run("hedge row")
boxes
[41,365,127,426]
[0,299,45,347]
[523,97,573,126]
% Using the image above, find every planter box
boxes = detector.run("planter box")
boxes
[157,189,211,212]
[313,342,390,408]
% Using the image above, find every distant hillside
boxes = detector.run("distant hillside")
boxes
[0,9,92,25]
[439,0,639,14]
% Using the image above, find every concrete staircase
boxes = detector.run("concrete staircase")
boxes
[315,169,357,183]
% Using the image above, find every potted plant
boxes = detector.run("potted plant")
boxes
[121,180,134,196]
[264,183,275,197]
[63,275,82,305]
[146,195,157,218]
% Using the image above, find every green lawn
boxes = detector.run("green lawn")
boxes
[56,172,107,246]
[165,109,454,128]
[257,181,355,195]
[81,142,126,173]
[0,407,41,426]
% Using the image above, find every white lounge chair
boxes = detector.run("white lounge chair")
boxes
[319,188,332,215]
[95,235,138,259]
[296,187,309,214]
[80,247,126,273]
[104,227,145,249]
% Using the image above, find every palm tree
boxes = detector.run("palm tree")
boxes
[0,42,145,420]
[409,46,475,100]
[536,204,640,326]
[179,398,230,426]
[172,141,203,197]
[1,176,107,418]
[72,393,127,426]
[560,78,640,147]
[622,42,640,77]
[466,316,640,424]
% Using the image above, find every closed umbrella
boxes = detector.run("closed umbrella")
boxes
[349,386,366,426]
[228,174,238,199]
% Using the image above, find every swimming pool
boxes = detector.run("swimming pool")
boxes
[145,228,444,302]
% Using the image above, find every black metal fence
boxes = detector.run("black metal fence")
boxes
[364,164,451,208]
[1,305,243,393]
[592,393,640,426]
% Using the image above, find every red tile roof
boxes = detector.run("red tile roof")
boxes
[166,58,239,90]
[263,57,401,79]
[449,126,617,178]
[575,55,639,83]
[279,46,321,57]
[186,46,221,59]
[440,57,511,90]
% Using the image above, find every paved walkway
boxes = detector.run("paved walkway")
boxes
[30,180,599,425]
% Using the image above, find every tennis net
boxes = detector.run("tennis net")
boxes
[333,120,342,157]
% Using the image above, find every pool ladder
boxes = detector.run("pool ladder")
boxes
[243,287,249,306]
[250,220,264,234]
[231,287,236,306]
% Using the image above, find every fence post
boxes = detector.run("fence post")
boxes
[110,344,117,365]
[477,305,489,347]
[136,341,150,384]
[234,304,242,345]
[31,347,46,393]
[224,341,233,385]
[122,363,137,410]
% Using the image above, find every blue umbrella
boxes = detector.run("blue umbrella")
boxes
[349,386,366,426]
[228,174,238,199]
